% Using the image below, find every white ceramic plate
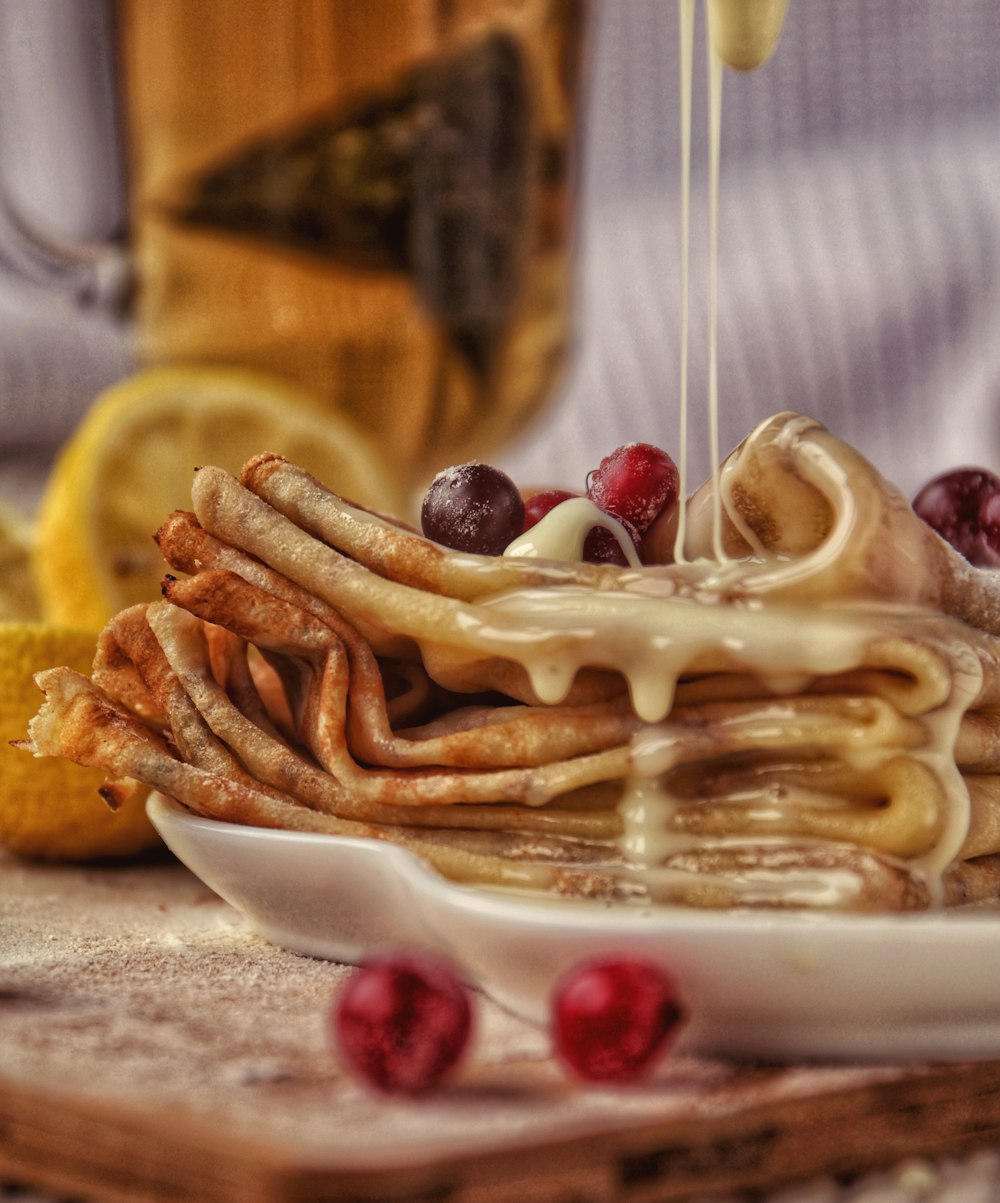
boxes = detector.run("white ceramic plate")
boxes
[148,793,1000,1063]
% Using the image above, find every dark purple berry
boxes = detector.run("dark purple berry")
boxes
[913,468,1000,568]
[583,521,641,565]
[421,462,525,556]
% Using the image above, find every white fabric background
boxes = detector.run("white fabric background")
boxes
[0,0,998,504]
[497,0,1000,496]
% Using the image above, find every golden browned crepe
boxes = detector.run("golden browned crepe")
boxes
[23,413,1000,911]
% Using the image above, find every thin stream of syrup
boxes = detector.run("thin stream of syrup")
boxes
[706,5,727,562]
[674,0,695,564]
[674,0,729,565]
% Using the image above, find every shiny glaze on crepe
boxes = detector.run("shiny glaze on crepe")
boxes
[342,414,986,909]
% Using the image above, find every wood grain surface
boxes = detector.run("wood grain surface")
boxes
[3,854,1000,1203]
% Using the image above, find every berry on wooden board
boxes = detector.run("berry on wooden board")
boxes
[551,955,686,1084]
[332,952,473,1094]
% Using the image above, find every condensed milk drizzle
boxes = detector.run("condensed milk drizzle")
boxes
[343,411,981,909]
[475,3,977,908]
[504,497,642,567]
[705,0,727,563]
[675,0,790,564]
[675,0,695,563]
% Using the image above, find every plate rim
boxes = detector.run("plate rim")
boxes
[146,792,1000,1059]
[146,792,998,937]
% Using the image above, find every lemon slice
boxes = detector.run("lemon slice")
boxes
[0,501,40,622]
[0,622,156,861]
[34,365,404,629]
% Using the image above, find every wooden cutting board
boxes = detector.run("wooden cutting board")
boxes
[3,854,1000,1203]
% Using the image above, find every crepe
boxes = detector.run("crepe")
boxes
[23,413,1000,911]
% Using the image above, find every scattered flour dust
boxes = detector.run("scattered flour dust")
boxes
[3,853,999,1199]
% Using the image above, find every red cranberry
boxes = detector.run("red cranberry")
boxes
[332,953,473,1094]
[523,487,640,564]
[421,462,525,556]
[522,488,580,531]
[587,443,680,536]
[551,956,685,1084]
[583,522,640,566]
[913,468,1000,568]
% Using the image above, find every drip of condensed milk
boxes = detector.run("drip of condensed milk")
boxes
[504,497,642,566]
[706,0,791,71]
[501,6,791,571]
[674,0,790,565]
[674,0,696,562]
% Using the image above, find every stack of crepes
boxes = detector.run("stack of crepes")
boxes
[24,413,1000,912]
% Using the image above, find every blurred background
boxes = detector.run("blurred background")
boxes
[506,0,1000,495]
[0,0,997,510]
